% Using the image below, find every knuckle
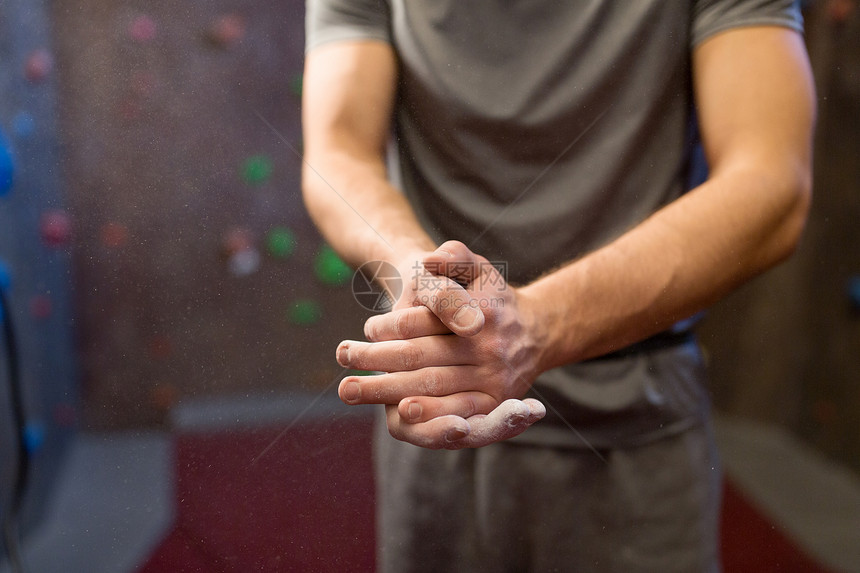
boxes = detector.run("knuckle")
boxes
[364,319,378,341]
[444,239,466,252]
[462,394,478,418]
[421,370,442,396]
[397,341,423,370]
[393,310,414,339]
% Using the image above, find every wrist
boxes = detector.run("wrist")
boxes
[515,285,558,376]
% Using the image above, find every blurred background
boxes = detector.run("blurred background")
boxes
[0,0,858,571]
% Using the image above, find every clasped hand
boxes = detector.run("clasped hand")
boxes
[336,241,546,449]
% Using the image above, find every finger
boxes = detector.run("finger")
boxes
[423,240,489,285]
[336,336,467,373]
[337,366,475,405]
[385,405,472,450]
[413,274,485,337]
[522,398,548,424]
[445,398,546,449]
[397,391,498,423]
[364,306,450,342]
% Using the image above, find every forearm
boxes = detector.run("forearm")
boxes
[520,164,811,370]
[521,27,815,372]
[301,148,434,266]
[301,40,434,267]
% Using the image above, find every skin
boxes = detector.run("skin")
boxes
[302,27,816,450]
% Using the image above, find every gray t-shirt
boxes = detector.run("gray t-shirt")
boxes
[306,0,803,448]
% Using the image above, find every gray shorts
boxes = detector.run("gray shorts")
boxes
[374,411,722,573]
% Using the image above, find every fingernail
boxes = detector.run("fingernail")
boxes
[407,402,422,420]
[445,427,468,442]
[337,343,350,366]
[341,381,360,402]
[437,249,453,258]
[452,306,480,330]
[507,414,525,427]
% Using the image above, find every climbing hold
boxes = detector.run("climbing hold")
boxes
[0,260,11,320]
[221,227,255,257]
[24,49,53,83]
[221,227,260,276]
[150,384,180,411]
[0,260,11,291]
[314,244,351,286]
[129,15,158,43]
[206,14,246,48]
[0,131,13,197]
[241,155,273,185]
[29,294,52,320]
[228,248,261,276]
[847,275,860,311]
[288,299,322,325]
[23,423,46,454]
[290,73,303,98]
[148,335,172,360]
[100,222,129,248]
[12,112,35,139]
[40,210,72,247]
[266,226,296,259]
[826,0,855,23]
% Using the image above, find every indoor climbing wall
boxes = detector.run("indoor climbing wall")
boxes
[0,0,79,550]
[50,0,366,430]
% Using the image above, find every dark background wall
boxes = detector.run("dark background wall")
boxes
[1,0,857,474]
[701,1,860,474]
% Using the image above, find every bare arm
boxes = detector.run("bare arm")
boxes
[304,41,494,332]
[336,26,816,448]
[521,26,816,370]
[302,40,434,265]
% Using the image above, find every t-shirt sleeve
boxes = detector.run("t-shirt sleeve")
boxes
[691,0,804,48]
[305,0,392,53]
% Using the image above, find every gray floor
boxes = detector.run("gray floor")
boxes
[0,432,173,573]
[714,415,860,573]
[2,397,859,573]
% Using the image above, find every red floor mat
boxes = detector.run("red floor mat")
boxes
[720,480,835,572]
[139,416,376,572]
[140,417,837,572]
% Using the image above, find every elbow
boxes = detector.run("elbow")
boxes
[300,165,319,222]
[768,167,813,265]
[300,150,332,224]
[300,163,317,210]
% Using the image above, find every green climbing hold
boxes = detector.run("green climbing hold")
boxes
[290,73,303,98]
[314,244,351,286]
[266,227,296,258]
[241,155,273,185]
[288,299,322,325]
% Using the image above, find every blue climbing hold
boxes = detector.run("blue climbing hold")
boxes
[0,260,8,322]
[12,112,36,138]
[23,423,46,454]
[0,260,12,292]
[847,275,860,311]
[0,129,14,197]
